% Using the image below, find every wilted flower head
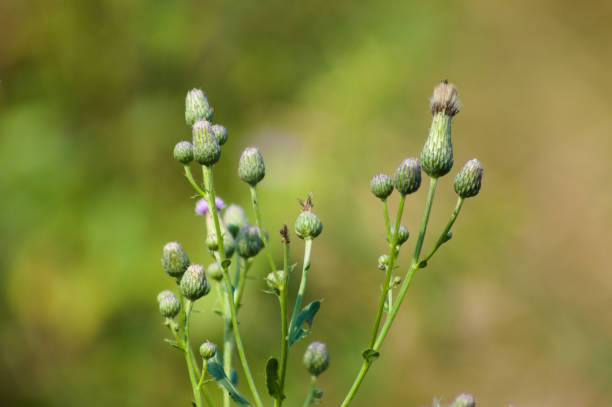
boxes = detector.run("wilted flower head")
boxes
[195,197,226,215]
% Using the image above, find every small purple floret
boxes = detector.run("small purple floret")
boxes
[195,197,226,215]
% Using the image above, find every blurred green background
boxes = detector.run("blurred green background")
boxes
[2,0,612,406]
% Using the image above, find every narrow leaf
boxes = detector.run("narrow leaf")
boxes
[362,349,380,363]
[207,350,251,406]
[265,357,284,399]
[289,300,321,346]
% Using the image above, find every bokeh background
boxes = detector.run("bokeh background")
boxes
[2,0,612,406]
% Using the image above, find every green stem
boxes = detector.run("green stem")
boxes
[301,375,318,407]
[184,300,203,407]
[421,197,463,264]
[198,360,216,407]
[234,258,253,308]
[214,282,232,407]
[382,199,392,240]
[249,185,277,273]
[288,238,313,335]
[203,165,264,407]
[184,165,207,197]
[276,240,291,407]
[412,177,438,261]
[368,194,406,348]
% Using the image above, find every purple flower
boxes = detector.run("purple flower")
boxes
[195,197,226,215]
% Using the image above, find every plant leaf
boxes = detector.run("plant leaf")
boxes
[362,349,380,363]
[207,350,251,406]
[265,357,284,399]
[162,338,182,350]
[289,300,321,346]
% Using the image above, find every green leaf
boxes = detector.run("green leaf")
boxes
[289,300,321,346]
[362,349,380,363]
[221,259,232,269]
[265,357,284,400]
[162,338,182,350]
[207,350,251,406]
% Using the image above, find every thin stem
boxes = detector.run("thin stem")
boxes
[184,300,203,407]
[412,177,438,261]
[421,197,463,264]
[276,239,291,407]
[198,360,216,407]
[368,194,406,348]
[234,258,253,308]
[301,375,318,407]
[288,238,313,335]
[382,199,392,240]
[203,165,264,407]
[249,185,277,273]
[184,165,206,197]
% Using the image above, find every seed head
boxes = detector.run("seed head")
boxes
[236,225,264,258]
[173,141,194,164]
[430,80,461,117]
[179,264,210,301]
[185,88,213,125]
[161,242,190,278]
[223,204,249,238]
[370,174,394,200]
[157,290,181,318]
[453,159,483,198]
[303,341,330,376]
[211,124,228,145]
[393,158,422,195]
[192,120,221,166]
[238,147,265,186]
[199,341,217,360]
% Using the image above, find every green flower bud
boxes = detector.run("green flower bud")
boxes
[173,141,194,164]
[236,225,264,258]
[295,211,322,240]
[389,225,409,245]
[199,341,217,360]
[211,124,228,145]
[205,212,236,258]
[206,262,224,281]
[157,290,181,318]
[313,388,323,399]
[421,81,460,178]
[223,204,249,238]
[162,242,190,278]
[238,147,265,186]
[453,159,483,198]
[192,120,221,166]
[450,393,475,407]
[393,158,421,195]
[185,88,213,125]
[265,270,286,293]
[303,341,329,377]
[179,264,210,301]
[370,174,393,200]
[377,254,389,270]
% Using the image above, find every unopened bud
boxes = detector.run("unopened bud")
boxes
[303,341,330,377]
[236,225,264,258]
[206,262,224,281]
[377,254,389,270]
[162,242,190,278]
[393,158,421,195]
[205,212,236,258]
[370,174,394,200]
[185,89,213,125]
[389,225,409,245]
[211,124,228,145]
[192,120,221,166]
[450,393,475,407]
[295,211,322,240]
[313,388,323,399]
[453,159,483,198]
[238,147,265,186]
[266,270,286,292]
[173,141,194,164]
[199,341,217,360]
[157,290,181,318]
[223,204,249,238]
[179,264,210,301]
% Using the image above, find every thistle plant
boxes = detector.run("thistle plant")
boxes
[156,81,483,407]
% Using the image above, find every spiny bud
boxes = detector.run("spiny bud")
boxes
[265,270,286,292]
[192,120,221,166]
[185,88,213,125]
[421,81,460,178]
[236,225,264,258]
[223,204,249,238]
[370,174,394,200]
[206,262,223,281]
[453,159,483,198]
[450,393,475,407]
[389,225,409,245]
[377,254,389,270]
[205,212,236,258]
[295,211,322,240]
[157,290,181,318]
[173,141,194,164]
[199,341,217,360]
[211,124,228,145]
[393,158,421,195]
[179,264,210,301]
[162,242,190,278]
[303,341,330,377]
[238,147,265,186]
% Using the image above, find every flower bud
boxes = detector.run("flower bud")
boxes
[173,141,194,164]
[389,225,409,245]
[313,388,323,399]
[450,393,475,407]
[377,254,389,270]
[453,159,483,198]
[199,341,217,360]
[195,197,226,215]
[370,174,393,200]
[238,147,265,186]
[223,204,249,238]
[421,81,460,178]
[185,89,213,125]
[206,262,224,281]
[393,158,421,195]
[192,120,221,166]
[179,264,210,301]
[157,290,181,318]
[162,242,190,278]
[303,341,329,377]
[295,211,322,240]
[266,270,286,292]
[236,225,264,258]
[211,124,228,145]
[205,212,236,258]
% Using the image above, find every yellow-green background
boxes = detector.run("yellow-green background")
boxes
[2,0,611,406]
